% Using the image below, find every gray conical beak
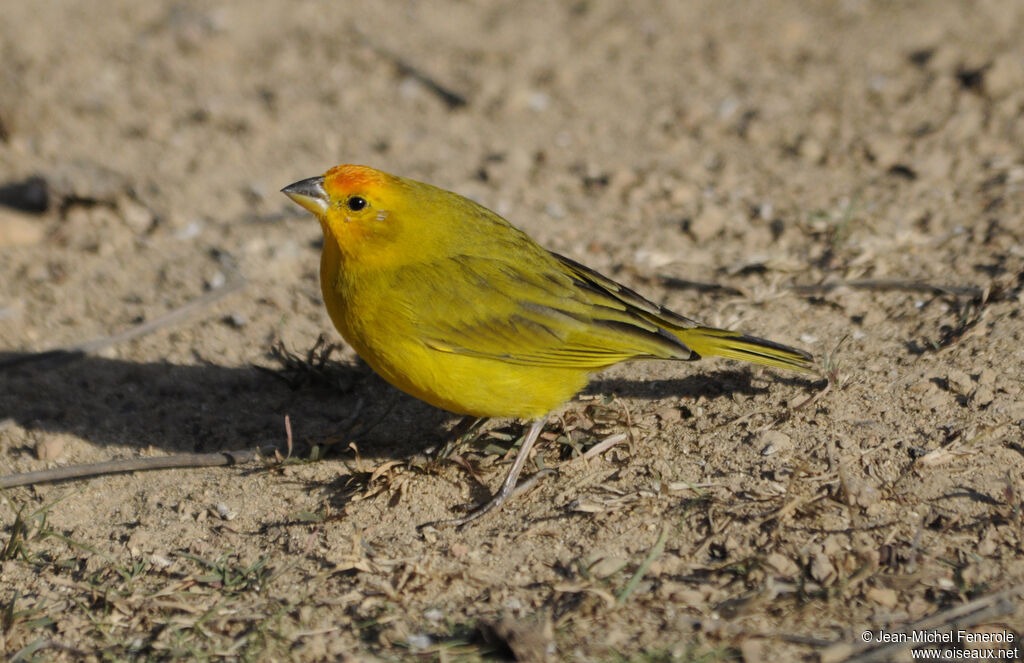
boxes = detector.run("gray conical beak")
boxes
[281,176,328,215]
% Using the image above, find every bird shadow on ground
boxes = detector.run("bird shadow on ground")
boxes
[0,351,448,463]
[0,351,814,473]
[587,368,804,402]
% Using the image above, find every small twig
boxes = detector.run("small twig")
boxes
[658,276,745,296]
[660,276,988,300]
[567,432,628,465]
[0,446,279,489]
[0,259,246,370]
[613,396,636,447]
[785,279,986,298]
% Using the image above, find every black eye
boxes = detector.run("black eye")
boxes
[346,196,368,211]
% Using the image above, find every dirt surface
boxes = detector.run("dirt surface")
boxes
[2,1,1024,661]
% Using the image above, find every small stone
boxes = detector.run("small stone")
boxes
[407,634,432,650]
[765,552,800,578]
[207,270,227,290]
[689,206,728,243]
[544,202,566,219]
[215,503,236,521]
[654,405,683,423]
[865,586,898,608]
[740,638,765,663]
[223,312,247,328]
[908,379,934,393]
[922,386,949,411]
[844,477,881,507]
[866,135,905,170]
[760,430,793,456]
[670,182,700,207]
[588,556,628,579]
[977,529,998,556]
[810,551,836,584]
[822,535,844,556]
[117,196,155,234]
[36,436,66,461]
[149,554,173,569]
[972,385,994,407]
[0,209,46,247]
[667,587,705,605]
[986,54,1024,98]
[799,137,825,164]
[174,219,204,240]
[946,369,973,396]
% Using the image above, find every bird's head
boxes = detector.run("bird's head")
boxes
[282,164,427,269]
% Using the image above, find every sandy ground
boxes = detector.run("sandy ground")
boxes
[2,1,1023,660]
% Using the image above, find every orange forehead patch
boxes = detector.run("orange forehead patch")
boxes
[323,164,390,196]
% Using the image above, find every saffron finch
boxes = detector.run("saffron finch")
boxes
[282,165,813,526]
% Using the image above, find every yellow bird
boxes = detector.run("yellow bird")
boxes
[283,165,813,526]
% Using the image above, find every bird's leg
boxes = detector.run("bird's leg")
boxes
[426,417,550,528]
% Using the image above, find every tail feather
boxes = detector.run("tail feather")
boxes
[676,327,815,373]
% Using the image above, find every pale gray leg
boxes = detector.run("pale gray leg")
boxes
[427,417,550,528]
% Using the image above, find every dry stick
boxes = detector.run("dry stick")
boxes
[0,263,247,370]
[819,582,1024,663]
[786,279,986,298]
[0,446,281,489]
[353,28,468,110]
[660,276,988,299]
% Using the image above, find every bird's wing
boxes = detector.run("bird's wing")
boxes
[405,251,697,369]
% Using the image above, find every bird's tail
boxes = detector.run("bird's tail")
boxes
[675,327,815,373]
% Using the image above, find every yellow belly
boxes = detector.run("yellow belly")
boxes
[356,339,588,419]
[320,247,588,419]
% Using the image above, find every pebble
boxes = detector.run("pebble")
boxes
[865,586,899,608]
[224,312,247,328]
[760,430,793,456]
[207,270,227,290]
[117,196,155,234]
[866,135,905,170]
[0,209,46,247]
[588,556,629,578]
[810,551,836,584]
[844,477,880,507]
[972,385,994,407]
[667,587,705,606]
[689,206,727,243]
[149,554,173,569]
[946,369,974,396]
[740,639,765,663]
[986,54,1024,98]
[406,634,432,650]
[765,552,800,578]
[654,405,683,423]
[174,220,204,240]
[36,436,67,461]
